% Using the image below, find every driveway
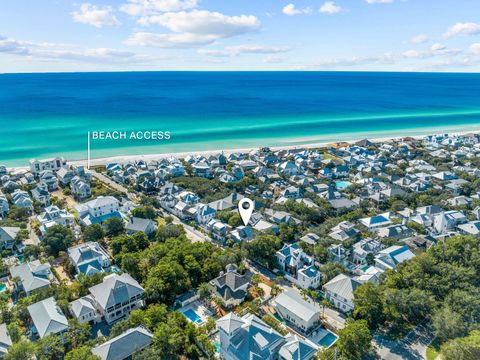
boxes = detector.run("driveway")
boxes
[374,323,434,360]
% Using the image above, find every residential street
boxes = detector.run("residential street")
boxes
[374,323,434,360]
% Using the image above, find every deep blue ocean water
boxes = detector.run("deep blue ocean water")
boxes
[1,71,480,166]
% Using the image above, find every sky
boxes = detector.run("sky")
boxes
[1,0,480,72]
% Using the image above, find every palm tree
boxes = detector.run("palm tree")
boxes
[197,283,212,305]
[320,298,331,318]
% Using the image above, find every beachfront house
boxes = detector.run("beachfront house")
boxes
[29,157,67,175]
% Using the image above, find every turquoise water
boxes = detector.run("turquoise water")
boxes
[0,283,7,293]
[319,331,338,348]
[182,308,203,324]
[335,181,351,189]
[1,72,480,166]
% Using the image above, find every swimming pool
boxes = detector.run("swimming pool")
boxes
[183,309,203,324]
[215,341,220,353]
[318,331,338,348]
[335,181,351,189]
[0,284,6,293]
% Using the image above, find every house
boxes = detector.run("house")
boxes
[276,243,321,289]
[69,295,100,325]
[68,242,110,276]
[0,323,12,357]
[28,297,68,339]
[0,227,20,250]
[216,312,317,360]
[278,161,300,176]
[0,193,8,217]
[273,289,320,334]
[71,176,91,200]
[125,217,156,236]
[11,190,33,210]
[376,224,413,239]
[91,326,153,360]
[39,170,58,191]
[29,157,66,174]
[56,167,75,186]
[75,196,123,226]
[230,226,255,242]
[300,233,320,245]
[323,274,361,313]
[31,182,50,207]
[329,221,359,242]
[457,221,480,236]
[10,260,52,295]
[352,238,383,264]
[88,273,144,324]
[432,210,467,235]
[374,245,415,271]
[37,205,75,235]
[208,264,250,308]
[207,220,232,242]
[359,212,392,229]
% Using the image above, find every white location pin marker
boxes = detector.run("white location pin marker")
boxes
[238,198,254,226]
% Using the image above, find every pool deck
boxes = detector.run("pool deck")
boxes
[179,300,213,325]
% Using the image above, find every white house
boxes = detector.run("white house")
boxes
[323,274,361,313]
[273,289,321,334]
[29,157,66,174]
[374,245,415,271]
[37,205,75,235]
[75,196,122,226]
[276,243,321,289]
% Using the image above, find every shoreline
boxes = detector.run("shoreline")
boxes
[8,129,480,172]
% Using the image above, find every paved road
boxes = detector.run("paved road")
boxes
[374,323,434,360]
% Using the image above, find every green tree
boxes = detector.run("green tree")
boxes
[353,283,385,329]
[64,346,100,360]
[67,319,91,348]
[441,330,480,360]
[35,334,64,360]
[245,234,282,269]
[42,225,74,256]
[156,224,185,242]
[83,224,104,243]
[336,319,373,360]
[131,206,156,220]
[4,339,36,360]
[432,306,467,344]
[104,217,125,237]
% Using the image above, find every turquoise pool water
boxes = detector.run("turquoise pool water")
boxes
[335,181,351,189]
[215,341,220,353]
[319,332,338,348]
[183,309,203,324]
[0,283,7,293]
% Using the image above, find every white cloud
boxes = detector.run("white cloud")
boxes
[128,10,260,48]
[319,2,343,14]
[469,43,480,55]
[282,4,311,16]
[264,56,284,64]
[443,22,480,38]
[126,32,216,48]
[198,44,290,57]
[0,35,156,64]
[120,0,198,16]
[365,0,393,4]
[227,44,290,55]
[402,50,423,59]
[411,34,428,44]
[72,3,120,28]
[430,43,446,52]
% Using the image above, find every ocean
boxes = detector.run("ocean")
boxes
[1,71,480,167]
